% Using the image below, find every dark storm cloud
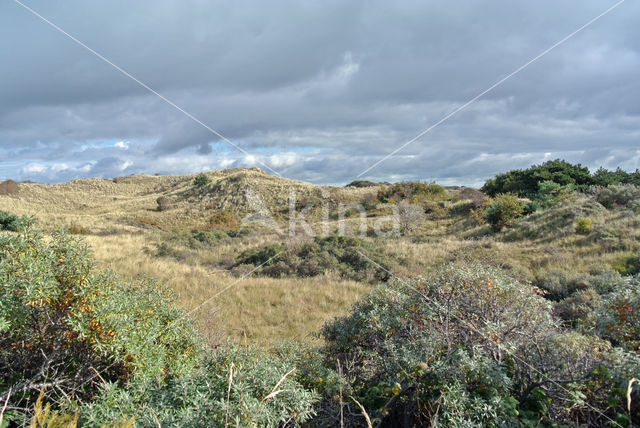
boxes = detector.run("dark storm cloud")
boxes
[0,0,638,184]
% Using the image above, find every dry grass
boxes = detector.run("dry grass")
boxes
[83,231,370,345]
[211,276,369,345]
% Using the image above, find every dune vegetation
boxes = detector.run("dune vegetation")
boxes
[1,160,640,426]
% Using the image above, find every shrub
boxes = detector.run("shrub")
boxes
[342,207,355,218]
[483,193,524,231]
[378,181,446,204]
[531,269,628,301]
[482,159,592,198]
[575,217,592,235]
[598,277,640,351]
[596,184,640,209]
[190,229,230,246]
[592,166,640,186]
[155,242,197,261]
[193,173,210,188]
[396,200,425,233]
[623,254,640,276]
[238,236,392,282]
[0,210,23,231]
[589,225,631,252]
[156,196,170,211]
[536,179,574,208]
[0,228,202,421]
[208,210,238,229]
[483,161,640,198]
[320,262,613,426]
[0,210,32,232]
[360,192,379,211]
[0,179,19,195]
[555,288,603,330]
[345,180,377,188]
[237,243,286,267]
[82,343,317,427]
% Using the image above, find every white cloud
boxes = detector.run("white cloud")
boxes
[22,163,46,173]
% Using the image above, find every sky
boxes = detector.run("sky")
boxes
[0,0,639,186]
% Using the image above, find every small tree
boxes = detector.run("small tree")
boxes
[193,173,210,188]
[484,193,524,231]
[396,200,425,234]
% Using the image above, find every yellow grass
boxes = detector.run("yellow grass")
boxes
[84,232,369,345]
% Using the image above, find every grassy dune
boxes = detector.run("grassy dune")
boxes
[2,168,639,347]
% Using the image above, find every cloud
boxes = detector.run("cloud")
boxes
[0,0,638,184]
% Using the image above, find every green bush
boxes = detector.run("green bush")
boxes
[378,181,446,204]
[193,172,210,188]
[238,236,391,282]
[483,193,524,231]
[345,180,378,188]
[596,184,640,209]
[575,217,592,235]
[483,161,640,199]
[237,243,286,267]
[320,262,615,426]
[482,159,592,198]
[536,179,574,208]
[82,343,317,427]
[0,210,31,231]
[592,166,640,186]
[190,229,231,245]
[0,228,202,421]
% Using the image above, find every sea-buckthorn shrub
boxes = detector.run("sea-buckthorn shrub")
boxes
[0,228,202,421]
[483,193,524,231]
[595,184,640,209]
[598,277,640,351]
[320,262,620,426]
[81,343,317,427]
